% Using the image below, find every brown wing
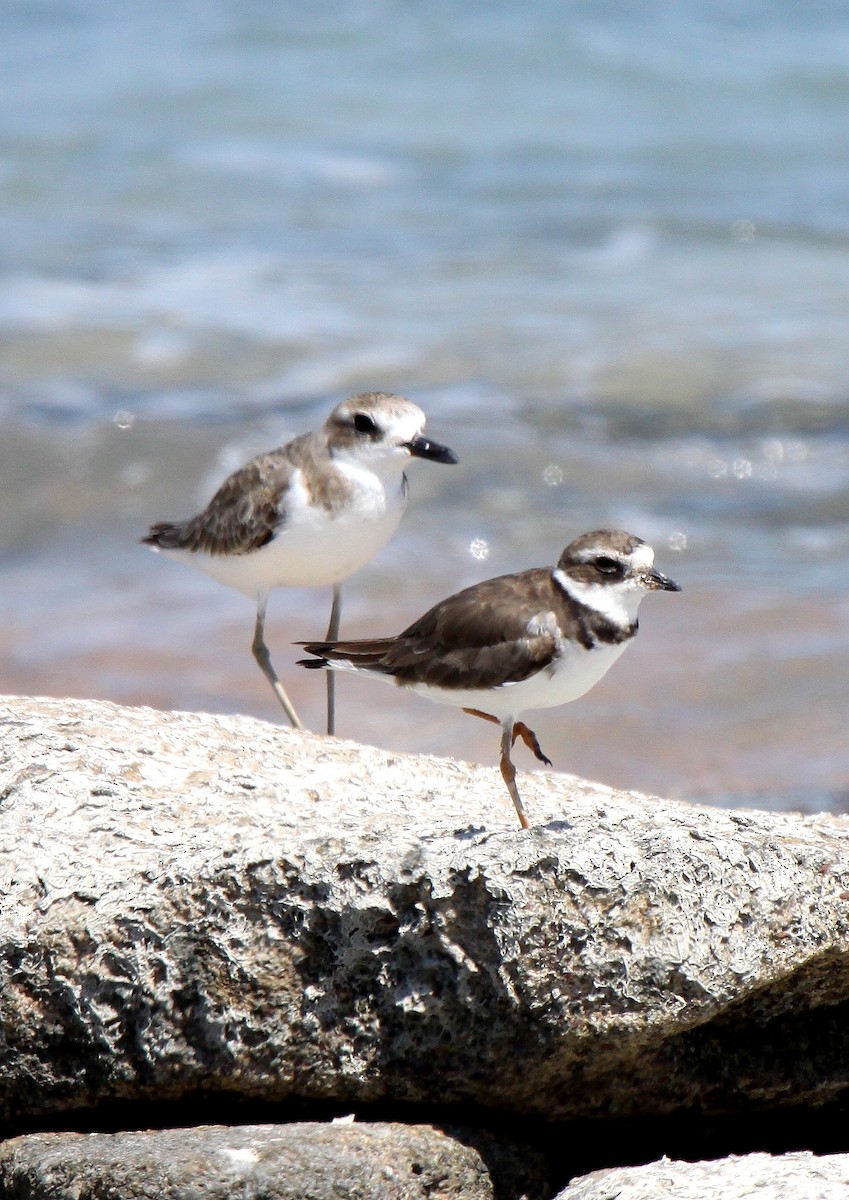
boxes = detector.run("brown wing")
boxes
[301,568,561,690]
[142,450,296,556]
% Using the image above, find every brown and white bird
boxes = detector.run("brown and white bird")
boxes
[142,392,457,734]
[298,529,681,828]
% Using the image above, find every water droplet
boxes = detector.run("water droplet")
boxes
[542,463,563,487]
[469,538,489,561]
[668,531,688,553]
[731,219,756,242]
[113,409,135,430]
[761,438,785,465]
[732,457,753,479]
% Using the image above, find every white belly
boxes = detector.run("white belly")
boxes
[156,472,407,597]
[406,637,631,721]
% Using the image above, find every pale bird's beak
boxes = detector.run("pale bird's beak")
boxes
[644,568,682,592]
[405,435,458,465]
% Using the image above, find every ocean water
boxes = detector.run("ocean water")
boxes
[1,1,848,813]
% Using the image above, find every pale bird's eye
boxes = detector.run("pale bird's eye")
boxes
[353,412,378,435]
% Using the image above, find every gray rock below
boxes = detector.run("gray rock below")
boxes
[2,695,849,1128]
[0,1121,546,1200]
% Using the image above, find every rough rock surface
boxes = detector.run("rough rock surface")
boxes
[0,1121,545,1200]
[2,695,849,1129]
[556,1150,849,1199]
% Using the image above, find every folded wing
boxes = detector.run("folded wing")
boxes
[299,568,560,690]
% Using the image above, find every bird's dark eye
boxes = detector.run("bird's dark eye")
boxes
[353,412,378,435]
[595,556,622,576]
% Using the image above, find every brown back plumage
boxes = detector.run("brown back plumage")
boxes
[142,451,293,555]
[141,430,357,557]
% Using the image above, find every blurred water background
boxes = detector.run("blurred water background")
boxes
[2,0,848,813]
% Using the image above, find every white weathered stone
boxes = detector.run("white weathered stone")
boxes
[557,1150,849,1199]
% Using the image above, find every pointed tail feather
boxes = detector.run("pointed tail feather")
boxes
[141,521,185,549]
[297,657,328,670]
[296,638,397,673]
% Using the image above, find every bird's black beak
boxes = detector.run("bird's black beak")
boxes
[405,435,458,464]
[646,568,682,592]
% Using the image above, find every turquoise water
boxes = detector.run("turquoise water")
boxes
[1,2,848,809]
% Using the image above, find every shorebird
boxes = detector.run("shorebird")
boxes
[142,392,457,734]
[298,529,681,827]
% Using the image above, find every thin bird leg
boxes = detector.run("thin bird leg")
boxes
[324,583,342,737]
[252,593,303,730]
[463,706,501,726]
[463,708,552,766]
[499,721,531,831]
[512,722,552,766]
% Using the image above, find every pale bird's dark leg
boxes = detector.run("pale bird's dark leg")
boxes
[463,708,552,766]
[252,592,303,730]
[499,720,531,830]
[324,584,343,736]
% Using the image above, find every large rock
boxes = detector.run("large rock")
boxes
[0,1121,546,1199]
[1,695,849,1130]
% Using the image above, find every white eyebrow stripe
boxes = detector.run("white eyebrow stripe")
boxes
[629,543,655,571]
[574,543,654,570]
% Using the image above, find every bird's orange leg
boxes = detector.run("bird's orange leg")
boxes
[462,708,539,829]
[499,721,530,830]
